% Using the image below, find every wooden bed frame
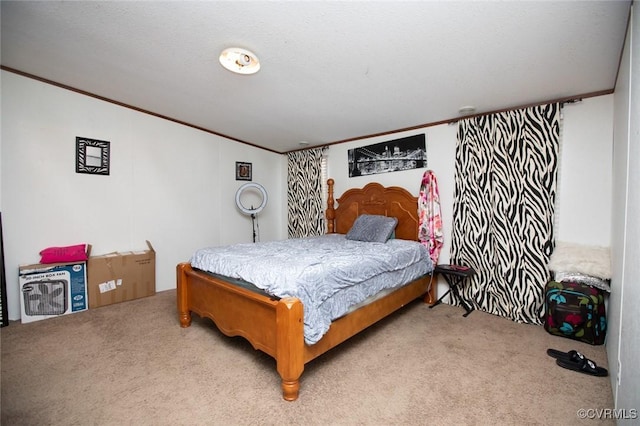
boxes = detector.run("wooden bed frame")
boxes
[177,179,435,401]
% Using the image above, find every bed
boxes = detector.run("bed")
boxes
[177,179,436,401]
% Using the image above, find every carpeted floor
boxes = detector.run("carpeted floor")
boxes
[1,290,614,425]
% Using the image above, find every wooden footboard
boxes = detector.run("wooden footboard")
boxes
[177,262,434,401]
[178,262,305,400]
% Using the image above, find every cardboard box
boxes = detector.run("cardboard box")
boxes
[19,261,88,324]
[87,241,155,308]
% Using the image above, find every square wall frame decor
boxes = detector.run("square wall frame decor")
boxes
[235,162,252,181]
[76,137,110,175]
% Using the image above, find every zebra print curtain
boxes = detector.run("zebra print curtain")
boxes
[450,103,560,324]
[287,147,326,238]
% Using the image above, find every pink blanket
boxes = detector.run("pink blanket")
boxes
[418,170,443,264]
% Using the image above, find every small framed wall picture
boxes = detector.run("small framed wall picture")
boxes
[76,137,110,175]
[236,162,252,181]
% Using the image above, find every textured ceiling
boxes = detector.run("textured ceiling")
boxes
[0,1,631,153]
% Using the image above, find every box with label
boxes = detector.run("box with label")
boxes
[19,261,88,324]
[87,241,155,308]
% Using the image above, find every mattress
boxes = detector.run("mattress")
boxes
[191,234,433,344]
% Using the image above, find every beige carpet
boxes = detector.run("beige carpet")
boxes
[1,290,614,425]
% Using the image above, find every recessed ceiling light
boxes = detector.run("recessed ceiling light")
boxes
[458,106,476,115]
[219,47,260,75]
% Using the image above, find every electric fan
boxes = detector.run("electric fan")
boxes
[22,280,67,316]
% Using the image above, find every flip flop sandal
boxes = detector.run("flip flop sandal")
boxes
[556,357,608,377]
[547,348,586,363]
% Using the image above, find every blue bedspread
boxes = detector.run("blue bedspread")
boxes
[190,234,433,344]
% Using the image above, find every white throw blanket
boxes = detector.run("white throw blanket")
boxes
[547,241,611,279]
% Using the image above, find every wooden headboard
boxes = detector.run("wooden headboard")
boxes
[325,178,420,241]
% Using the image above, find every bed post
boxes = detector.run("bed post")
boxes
[276,297,305,401]
[326,178,335,234]
[177,263,192,328]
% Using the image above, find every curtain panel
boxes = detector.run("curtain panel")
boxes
[450,103,560,324]
[287,148,326,238]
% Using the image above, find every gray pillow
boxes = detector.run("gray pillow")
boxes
[345,214,398,243]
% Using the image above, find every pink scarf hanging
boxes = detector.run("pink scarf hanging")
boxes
[418,170,443,264]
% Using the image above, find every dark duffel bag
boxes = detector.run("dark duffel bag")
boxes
[544,280,607,345]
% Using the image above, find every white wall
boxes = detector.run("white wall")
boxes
[556,97,613,246]
[610,3,640,415]
[1,69,617,327]
[326,96,613,298]
[1,71,285,321]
